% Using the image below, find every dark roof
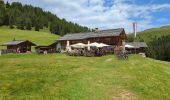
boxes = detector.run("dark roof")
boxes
[126,42,148,48]
[35,46,51,49]
[35,42,57,48]
[2,40,36,46]
[58,28,125,41]
[49,42,57,46]
[3,40,25,45]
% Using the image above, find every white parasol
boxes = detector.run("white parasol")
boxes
[125,44,135,48]
[71,43,87,48]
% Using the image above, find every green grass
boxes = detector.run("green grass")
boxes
[0,26,58,49]
[137,26,170,42]
[0,54,169,100]
[0,26,170,100]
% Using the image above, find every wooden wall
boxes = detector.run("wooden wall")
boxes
[7,45,31,53]
[6,41,34,53]
[60,36,124,50]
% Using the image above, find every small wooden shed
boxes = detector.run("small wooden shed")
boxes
[2,40,36,53]
[125,42,148,54]
[35,42,57,54]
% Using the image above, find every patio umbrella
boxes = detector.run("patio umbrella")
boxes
[71,43,87,48]
[88,42,100,47]
[99,43,110,47]
[88,42,110,48]
[125,44,135,48]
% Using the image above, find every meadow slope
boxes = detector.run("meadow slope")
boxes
[0,26,170,100]
[0,54,169,100]
[0,26,58,49]
[137,26,170,42]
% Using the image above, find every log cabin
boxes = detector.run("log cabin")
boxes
[2,40,36,53]
[35,42,57,54]
[57,28,127,51]
[125,42,148,54]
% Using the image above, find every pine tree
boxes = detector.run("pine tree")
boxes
[6,1,10,8]
[146,35,170,61]
[35,24,39,31]
[9,24,14,29]
[0,1,90,35]
[16,16,25,30]
[0,0,5,26]
[25,18,32,30]
[26,22,32,30]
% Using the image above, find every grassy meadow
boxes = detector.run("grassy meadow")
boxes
[0,26,170,100]
[0,54,169,100]
[0,26,58,49]
[137,26,170,42]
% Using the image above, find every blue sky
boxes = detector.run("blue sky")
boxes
[5,0,170,33]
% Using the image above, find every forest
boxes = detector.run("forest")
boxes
[146,35,170,61]
[0,0,90,36]
[127,27,170,62]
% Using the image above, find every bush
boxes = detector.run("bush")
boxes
[146,35,170,61]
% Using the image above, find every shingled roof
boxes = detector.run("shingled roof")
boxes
[58,28,124,41]
[126,42,148,48]
[2,40,36,46]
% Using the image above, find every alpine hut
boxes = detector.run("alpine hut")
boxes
[2,40,36,53]
[56,28,127,51]
[125,42,148,54]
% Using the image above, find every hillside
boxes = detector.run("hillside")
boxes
[0,0,90,35]
[127,26,170,42]
[127,25,170,61]
[137,26,170,42]
[0,26,59,49]
[0,54,169,100]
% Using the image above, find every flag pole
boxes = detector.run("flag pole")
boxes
[135,22,137,54]
[133,22,137,54]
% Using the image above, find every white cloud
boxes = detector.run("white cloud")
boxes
[5,0,170,33]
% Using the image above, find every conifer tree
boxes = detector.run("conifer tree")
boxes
[0,1,90,34]
[35,23,39,31]
[0,0,5,26]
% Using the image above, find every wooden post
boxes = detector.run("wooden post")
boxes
[66,40,70,47]
[66,40,71,52]
[133,22,137,54]
[88,41,90,51]
[122,40,125,51]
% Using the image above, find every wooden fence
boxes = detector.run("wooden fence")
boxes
[0,49,17,55]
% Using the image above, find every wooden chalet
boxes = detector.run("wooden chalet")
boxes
[35,42,57,54]
[125,42,148,54]
[57,28,127,50]
[2,40,36,53]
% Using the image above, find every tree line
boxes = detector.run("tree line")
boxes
[146,35,170,61]
[127,34,170,62]
[0,0,91,35]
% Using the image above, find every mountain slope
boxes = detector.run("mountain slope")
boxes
[137,26,170,42]
[0,26,58,49]
[137,26,170,61]
[0,1,90,35]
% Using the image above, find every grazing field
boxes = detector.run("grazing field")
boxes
[0,54,169,100]
[137,26,170,42]
[0,26,58,49]
[127,25,170,43]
